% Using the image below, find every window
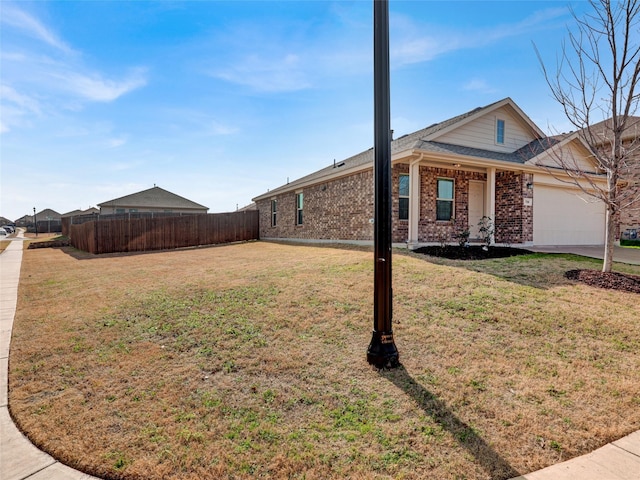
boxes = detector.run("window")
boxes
[271,199,277,227]
[398,174,409,220]
[436,179,454,221]
[496,119,505,144]
[116,208,125,214]
[295,192,303,225]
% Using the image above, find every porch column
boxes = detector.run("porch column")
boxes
[486,167,496,243]
[408,159,421,245]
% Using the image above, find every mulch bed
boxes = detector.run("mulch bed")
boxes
[413,245,533,260]
[565,269,640,294]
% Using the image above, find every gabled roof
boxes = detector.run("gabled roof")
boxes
[253,98,553,202]
[62,207,100,218]
[35,209,62,220]
[98,186,208,211]
[422,97,545,142]
[587,116,640,144]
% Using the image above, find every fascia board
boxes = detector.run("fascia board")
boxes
[534,170,607,189]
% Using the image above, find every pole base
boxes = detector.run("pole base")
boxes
[367,331,400,369]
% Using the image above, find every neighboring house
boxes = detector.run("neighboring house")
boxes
[97,186,208,215]
[31,209,62,233]
[590,117,640,239]
[36,209,62,221]
[14,215,33,227]
[252,98,607,247]
[62,207,100,218]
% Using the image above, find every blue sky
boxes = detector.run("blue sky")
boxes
[1,0,590,221]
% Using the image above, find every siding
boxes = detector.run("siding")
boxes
[437,107,534,153]
[533,142,597,172]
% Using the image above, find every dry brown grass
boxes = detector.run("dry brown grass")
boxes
[9,242,640,480]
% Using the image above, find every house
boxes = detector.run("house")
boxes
[14,215,33,228]
[589,117,639,239]
[97,186,208,215]
[62,207,100,218]
[252,98,607,247]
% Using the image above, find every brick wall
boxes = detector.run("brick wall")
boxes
[392,164,409,242]
[257,169,375,241]
[619,140,640,234]
[495,171,533,244]
[257,164,533,244]
[417,166,486,243]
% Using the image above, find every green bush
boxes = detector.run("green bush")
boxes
[620,239,640,247]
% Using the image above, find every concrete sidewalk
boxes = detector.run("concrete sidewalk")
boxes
[1,236,638,479]
[1,236,98,479]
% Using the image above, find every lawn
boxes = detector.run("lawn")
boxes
[8,242,640,480]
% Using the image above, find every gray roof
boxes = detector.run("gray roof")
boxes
[62,207,100,218]
[35,209,62,220]
[98,186,208,210]
[253,98,551,200]
[410,137,560,164]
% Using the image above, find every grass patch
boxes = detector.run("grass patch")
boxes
[9,242,640,479]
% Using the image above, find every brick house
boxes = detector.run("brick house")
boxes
[252,98,607,247]
[590,117,640,239]
[97,186,208,215]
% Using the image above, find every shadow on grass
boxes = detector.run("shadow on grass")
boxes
[381,365,520,480]
[58,241,255,261]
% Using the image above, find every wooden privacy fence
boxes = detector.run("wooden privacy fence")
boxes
[69,211,259,254]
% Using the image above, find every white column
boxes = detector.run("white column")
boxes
[409,159,421,245]
[486,167,496,243]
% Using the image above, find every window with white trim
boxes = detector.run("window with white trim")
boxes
[295,192,303,225]
[399,174,409,220]
[271,199,277,227]
[436,178,454,221]
[496,118,505,144]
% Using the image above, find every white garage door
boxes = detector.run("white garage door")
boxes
[533,185,605,245]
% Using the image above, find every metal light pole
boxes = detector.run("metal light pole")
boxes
[33,207,38,237]
[367,0,399,369]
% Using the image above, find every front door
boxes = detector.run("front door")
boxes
[468,181,485,239]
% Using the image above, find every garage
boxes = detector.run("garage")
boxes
[533,184,605,245]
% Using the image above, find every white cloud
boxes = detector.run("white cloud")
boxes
[1,84,41,114]
[0,84,42,133]
[215,53,311,93]
[52,67,148,102]
[390,7,568,67]
[208,121,238,136]
[0,4,147,132]
[108,137,127,148]
[462,78,498,94]
[0,4,75,54]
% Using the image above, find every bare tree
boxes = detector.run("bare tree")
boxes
[536,0,640,272]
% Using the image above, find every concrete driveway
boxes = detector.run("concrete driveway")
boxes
[527,245,640,266]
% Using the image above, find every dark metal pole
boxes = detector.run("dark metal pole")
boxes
[33,207,38,237]
[367,0,399,369]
